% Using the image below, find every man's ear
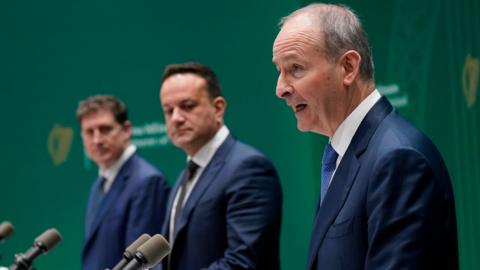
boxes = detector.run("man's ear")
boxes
[213,96,227,119]
[122,120,132,139]
[340,50,361,86]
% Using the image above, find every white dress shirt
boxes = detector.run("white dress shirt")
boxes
[99,144,137,193]
[169,125,230,240]
[329,89,382,183]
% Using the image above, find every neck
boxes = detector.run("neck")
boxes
[98,144,129,172]
[346,80,375,114]
[326,80,375,137]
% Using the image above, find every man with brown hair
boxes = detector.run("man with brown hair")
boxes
[77,95,169,270]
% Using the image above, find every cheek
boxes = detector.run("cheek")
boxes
[188,112,206,125]
[83,141,95,152]
[165,119,175,131]
[166,127,175,139]
[295,81,314,100]
[302,76,327,101]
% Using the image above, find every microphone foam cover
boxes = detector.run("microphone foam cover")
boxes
[126,234,151,254]
[0,221,14,240]
[35,228,62,251]
[137,234,171,267]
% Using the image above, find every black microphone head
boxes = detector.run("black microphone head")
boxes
[0,221,14,240]
[126,234,151,255]
[136,234,170,268]
[34,228,62,251]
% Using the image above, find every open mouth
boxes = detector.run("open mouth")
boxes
[295,104,307,113]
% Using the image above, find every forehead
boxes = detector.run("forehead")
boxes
[161,73,208,102]
[80,108,117,127]
[272,15,322,63]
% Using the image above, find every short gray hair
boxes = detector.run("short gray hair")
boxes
[280,3,374,81]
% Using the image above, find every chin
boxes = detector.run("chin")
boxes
[171,138,191,150]
[296,121,312,132]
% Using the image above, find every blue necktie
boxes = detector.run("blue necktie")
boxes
[87,177,106,234]
[321,143,338,205]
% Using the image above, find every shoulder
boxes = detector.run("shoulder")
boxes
[217,140,279,186]
[225,139,275,167]
[369,112,444,164]
[124,153,167,184]
[361,114,451,189]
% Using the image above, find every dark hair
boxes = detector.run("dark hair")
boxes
[76,95,128,124]
[280,3,374,81]
[162,62,222,99]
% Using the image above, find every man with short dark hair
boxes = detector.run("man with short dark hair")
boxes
[77,95,169,270]
[157,62,282,270]
[272,3,458,270]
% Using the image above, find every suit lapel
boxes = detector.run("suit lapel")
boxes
[307,97,393,269]
[84,178,103,236]
[307,152,360,269]
[172,135,235,241]
[84,154,135,246]
[162,170,185,236]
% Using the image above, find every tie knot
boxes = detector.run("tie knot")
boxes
[186,160,199,179]
[322,143,338,167]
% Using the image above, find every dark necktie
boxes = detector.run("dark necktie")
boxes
[87,176,106,234]
[173,160,199,231]
[320,143,338,205]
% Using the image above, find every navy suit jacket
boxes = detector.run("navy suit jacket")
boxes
[158,135,282,270]
[82,152,170,270]
[308,97,458,270]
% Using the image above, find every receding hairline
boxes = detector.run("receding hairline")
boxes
[161,72,210,93]
[277,3,375,81]
[273,9,328,63]
[161,62,223,99]
[163,72,206,83]
[280,3,349,28]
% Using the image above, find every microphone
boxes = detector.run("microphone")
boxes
[0,221,14,241]
[110,234,151,270]
[9,228,62,270]
[122,234,170,270]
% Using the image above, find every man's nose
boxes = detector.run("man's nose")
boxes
[171,108,185,123]
[276,75,293,99]
[92,130,103,144]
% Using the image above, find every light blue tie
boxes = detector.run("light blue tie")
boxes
[321,143,338,205]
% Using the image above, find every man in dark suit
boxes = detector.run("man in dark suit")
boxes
[156,62,282,270]
[273,3,458,270]
[77,95,169,270]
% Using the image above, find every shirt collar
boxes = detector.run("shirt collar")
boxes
[330,89,381,157]
[100,144,137,183]
[189,126,229,168]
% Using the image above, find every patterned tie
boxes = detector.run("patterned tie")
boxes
[320,143,338,205]
[173,160,199,231]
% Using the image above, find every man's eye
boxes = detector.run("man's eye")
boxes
[182,102,196,111]
[83,129,94,137]
[99,126,113,134]
[292,64,301,72]
[164,108,173,115]
[291,64,305,77]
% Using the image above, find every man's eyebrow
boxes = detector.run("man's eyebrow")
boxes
[272,53,300,65]
[180,98,195,104]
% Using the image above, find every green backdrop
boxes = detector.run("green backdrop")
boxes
[0,0,478,269]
